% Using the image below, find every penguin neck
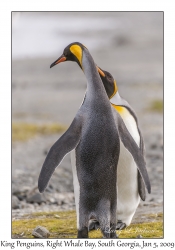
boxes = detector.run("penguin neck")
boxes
[82,50,108,102]
[110,91,123,106]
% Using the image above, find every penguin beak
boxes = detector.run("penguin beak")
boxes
[50,55,66,68]
[96,66,105,77]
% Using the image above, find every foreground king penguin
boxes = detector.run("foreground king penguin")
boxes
[88,68,148,230]
[38,42,151,238]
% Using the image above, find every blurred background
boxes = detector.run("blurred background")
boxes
[12,12,163,221]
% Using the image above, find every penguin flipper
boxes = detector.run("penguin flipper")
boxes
[114,110,151,194]
[138,171,146,200]
[138,133,146,200]
[38,114,83,193]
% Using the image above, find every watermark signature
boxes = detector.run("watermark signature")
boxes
[96,213,163,236]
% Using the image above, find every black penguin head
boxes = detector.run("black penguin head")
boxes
[50,42,87,69]
[96,67,118,99]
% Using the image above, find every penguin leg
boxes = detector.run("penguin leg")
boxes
[77,205,89,238]
[100,220,118,238]
[100,222,111,238]
[88,199,117,233]
[109,198,118,238]
[77,227,88,238]
[96,201,110,238]
[98,199,118,239]
[109,223,118,238]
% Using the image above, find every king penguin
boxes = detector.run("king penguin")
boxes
[88,68,148,230]
[38,42,151,238]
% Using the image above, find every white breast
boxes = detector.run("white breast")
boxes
[119,108,140,146]
[114,107,141,226]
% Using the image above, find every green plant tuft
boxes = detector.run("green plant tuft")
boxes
[148,100,163,113]
[12,122,67,142]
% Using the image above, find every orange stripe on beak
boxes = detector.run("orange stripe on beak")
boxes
[50,56,66,68]
[97,66,105,77]
[55,56,66,64]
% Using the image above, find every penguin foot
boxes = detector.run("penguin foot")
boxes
[77,227,88,238]
[102,227,118,239]
[102,234,118,239]
[116,220,126,230]
[88,219,100,231]
[111,233,118,239]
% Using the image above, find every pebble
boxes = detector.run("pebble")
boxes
[32,226,50,238]
[26,192,46,204]
[20,201,35,209]
[54,214,60,218]
[12,195,20,209]
[43,192,74,205]
[13,185,31,195]
[136,235,143,238]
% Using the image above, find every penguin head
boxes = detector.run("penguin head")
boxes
[96,67,118,99]
[50,42,117,99]
[50,42,87,69]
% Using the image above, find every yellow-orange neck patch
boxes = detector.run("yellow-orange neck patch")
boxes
[70,45,82,67]
[112,104,125,114]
